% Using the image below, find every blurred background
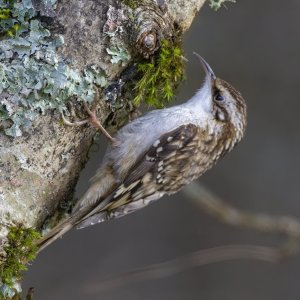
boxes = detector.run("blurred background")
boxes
[24,0,300,299]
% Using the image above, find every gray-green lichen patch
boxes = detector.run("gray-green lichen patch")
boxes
[103,5,131,69]
[107,46,131,66]
[209,0,236,11]
[0,280,21,299]
[0,0,108,137]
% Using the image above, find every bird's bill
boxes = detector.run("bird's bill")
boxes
[193,52,216,80]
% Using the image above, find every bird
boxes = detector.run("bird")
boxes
[37,53,247,251]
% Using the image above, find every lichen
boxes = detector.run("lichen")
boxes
[133,39,185,108]
[0,0,108,137]
[0,281,21,299]
[209,0,236,11]
[106,46,131,66]
[0,226,40,298]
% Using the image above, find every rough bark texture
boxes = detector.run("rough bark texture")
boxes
[0,0,206,255]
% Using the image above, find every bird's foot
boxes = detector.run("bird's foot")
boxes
[62,89,115,143]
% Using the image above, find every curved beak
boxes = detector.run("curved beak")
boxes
[193,52,216,80]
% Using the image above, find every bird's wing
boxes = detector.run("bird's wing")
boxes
[76,123,200,228]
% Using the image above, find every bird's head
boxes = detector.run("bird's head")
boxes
[191,53,247,150]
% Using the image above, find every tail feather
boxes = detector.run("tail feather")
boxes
[36,216,75,253]
[76,211,109,229]
[37,193,112,252]
[37,164,117,252]
[36,206,92,252]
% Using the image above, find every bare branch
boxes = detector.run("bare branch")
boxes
[182,182,300,257]
[183,182,300,239]
[83,244,281,294]
[82,182,300,294]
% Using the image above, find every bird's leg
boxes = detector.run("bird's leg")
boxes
[62,89,115,143]
[82,101,115,143]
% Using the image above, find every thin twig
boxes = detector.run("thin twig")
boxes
[183,183,300,237]
[182,182,300,256]
[83,182,300,294]
[84,244,282,294]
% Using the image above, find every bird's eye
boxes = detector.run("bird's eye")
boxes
[214,93,224,101]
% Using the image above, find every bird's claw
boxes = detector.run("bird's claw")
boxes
[62,89,115,143]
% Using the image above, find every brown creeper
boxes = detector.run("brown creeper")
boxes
[38,53,247,251]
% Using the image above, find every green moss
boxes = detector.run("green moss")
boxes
[0,226,40,288]
[0,0,20,38]
[209,0,236,11]
[133,39,185,108]
[0,8,11,19]
[120,0,142,10]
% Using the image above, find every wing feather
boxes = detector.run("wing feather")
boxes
[76,124,199,228]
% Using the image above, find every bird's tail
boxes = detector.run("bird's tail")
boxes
[37,165,116,252]
[36,206,110,252]
[36,215,76,253]
[36,195,111,253]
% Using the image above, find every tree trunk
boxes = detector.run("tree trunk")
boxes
[0,0,205,270]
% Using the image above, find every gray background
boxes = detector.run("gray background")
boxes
[24,0,300,299]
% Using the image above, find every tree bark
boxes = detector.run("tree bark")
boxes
[0,0,206,256]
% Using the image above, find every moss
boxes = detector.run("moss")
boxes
[0,226,40,290]
[120,0,142,10]
[0,0,20,38]
[209,0,236,11]
[133,39,185,108]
